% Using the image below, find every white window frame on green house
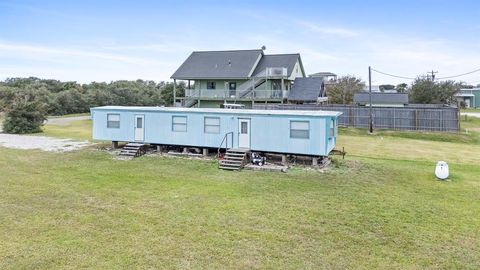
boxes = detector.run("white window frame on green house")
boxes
[172,115,187,132]
[107,113,120,129]
[204,117,220,134]
[290,120,310,139]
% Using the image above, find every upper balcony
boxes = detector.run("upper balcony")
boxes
[184,88,288,100]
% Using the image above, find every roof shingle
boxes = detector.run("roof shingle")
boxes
[288,78,323,102]
[171,50,262,79]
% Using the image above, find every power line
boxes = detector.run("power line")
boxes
[370,68,416,80]
[371,67,480,81]
[436,68,480,79]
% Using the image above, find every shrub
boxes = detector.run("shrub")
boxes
[2,98,47,134]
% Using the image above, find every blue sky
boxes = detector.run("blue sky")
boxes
[1,0,480,84]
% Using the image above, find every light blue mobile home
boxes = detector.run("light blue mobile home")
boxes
[90,106,342,156]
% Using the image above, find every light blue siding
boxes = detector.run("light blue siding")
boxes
[91,107,341,156]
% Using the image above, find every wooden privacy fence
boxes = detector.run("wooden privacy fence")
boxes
[254,104,460,132]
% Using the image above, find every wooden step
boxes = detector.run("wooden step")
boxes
[118,142,146,158]
[218,147,250,171]
[219,160,243,165]
[219,166,240,170]
[225,153,246,157]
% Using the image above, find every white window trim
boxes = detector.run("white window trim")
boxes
[172,115,187,132]
[204,117,220,134]
[107,113,120,129]
[290,120,310,139]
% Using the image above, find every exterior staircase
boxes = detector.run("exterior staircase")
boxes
[119,143,146,158]
[237,78,266,98]
[218,148,250,170]
[183,97,198,108]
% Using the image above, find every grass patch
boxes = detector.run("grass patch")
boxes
[339,115,480,144]
[461,108,480,113]
[41,119,92,141]
[0,148,479,269]
[2,112,480,268]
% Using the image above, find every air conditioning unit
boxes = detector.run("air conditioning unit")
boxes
[268,67,287,77]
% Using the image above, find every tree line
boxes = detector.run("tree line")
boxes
[0,75,465,134]
[326,75,463,105]
[0,77,184,133]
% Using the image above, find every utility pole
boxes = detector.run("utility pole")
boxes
[173,79,176,107]
[428,70,438,81]
[368,66,373,133]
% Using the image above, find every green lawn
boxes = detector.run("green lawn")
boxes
[461,108,480,112]
[1,116,480,269]
[41,119,92,141]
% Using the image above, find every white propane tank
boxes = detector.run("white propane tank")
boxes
[435,161,449,180]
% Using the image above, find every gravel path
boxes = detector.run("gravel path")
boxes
[46,115,91,126]
[0,134,90,152]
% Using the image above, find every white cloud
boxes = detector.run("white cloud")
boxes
[296,20,361,38]
[0,42,161,66]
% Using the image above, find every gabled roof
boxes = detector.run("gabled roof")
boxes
[171,49,305,80]
[354,93,409,104]
[171,49,263,79]
[288,78,323,102]
[252,54,304,77]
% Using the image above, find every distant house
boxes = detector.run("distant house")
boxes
[362,85,381,93]
[455,88,480,108]
[171,49,306,108]
[309,72,337,82]
[354,93,409,107]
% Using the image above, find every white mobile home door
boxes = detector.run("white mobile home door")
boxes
[238,119,250,148]
[134,115,144,141]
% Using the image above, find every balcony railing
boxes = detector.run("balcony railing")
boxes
[184,89,288,100]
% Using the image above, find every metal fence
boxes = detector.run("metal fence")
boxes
[253,104,460,132]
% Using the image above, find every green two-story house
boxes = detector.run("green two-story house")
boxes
[171,49,306,108]
[456,87,480,108]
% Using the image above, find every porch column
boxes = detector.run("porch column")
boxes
[173,79,177,107]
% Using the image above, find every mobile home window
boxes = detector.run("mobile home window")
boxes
[107,114,120,128]
[172,116,187,132]
[330,118,337,137]
[206,81,216,89]
[290,120,309,139]
[204,117,220,134]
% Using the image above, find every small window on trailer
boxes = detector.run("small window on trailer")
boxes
[290,120,309,139]
[107,114,120,128]
[172,116,187,132]
[204,117,220,134]
[330,118,337,137]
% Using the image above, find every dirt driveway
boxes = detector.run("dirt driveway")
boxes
[0,115,91,152]
[0,134,90,152]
